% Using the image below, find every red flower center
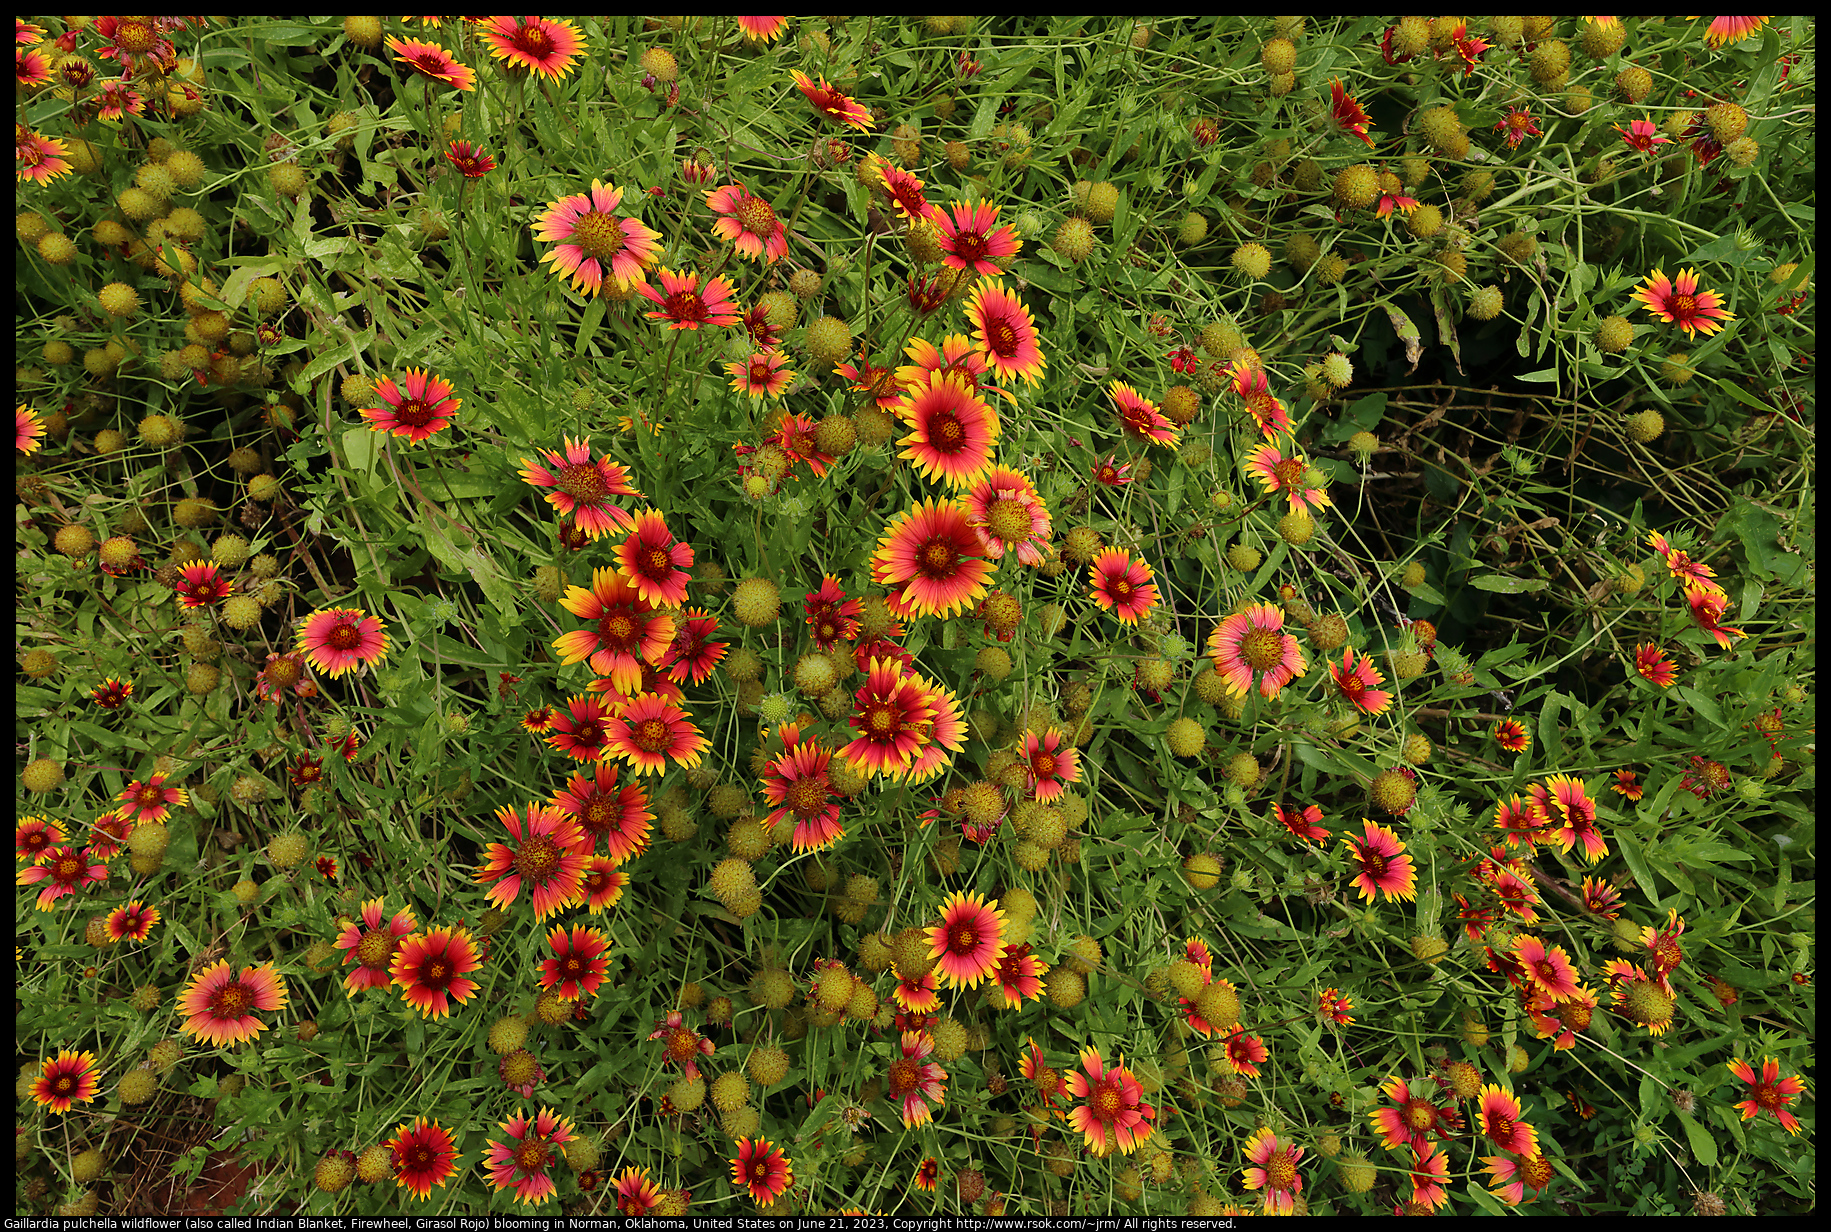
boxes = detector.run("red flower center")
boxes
[558,462,607,502]
[514,27,556,58]
[327,621,363,650]
[1094,1084,1124,1118]
[786,777,828,815]
[985,318,1019,356]
[1108,576,1133,602]
[1273,457,1306,487]
[953,232,988,261]
[1671,292,1697,317]
[515,1136,552,1172]
[1032,751,1057,778]
[210,982,253,1019]
[951,924,977,953]
[666,291,704,321]
[599,612,638,647]
[734,195,778,237]
[393,397,435,427]
[572,719,605,746]
[749,361,774,385]
[581,795,614,827]
[919,539,959,577]
[424,958,450,985]
[1240,627,1285,670]
[635,717,672,752]
[571,210,627,261]
[1361,852,1388,879]
[138,785,163,805]
[929,412,965,449]
[888,1057,920,1095]
[643,546,673,577]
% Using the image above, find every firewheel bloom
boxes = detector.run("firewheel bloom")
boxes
[1276,802,1330,845]
[737,16,789,42]
[539,923,613,999]
[936,198,1021,275]
[726,350,795,398]
[18,404,45,453]
[17,845,107,910]
[445,139,495,178]
[16,126,71,184]
[963,466,1052,565]
[476,802,588,920]
[762,731,845,852]
[1704,15,1769,47]
[519,437,644,540]
[928,890,1006,988]
[964,279,1047,386]
[1514,935,1583,999]
[1493,718,1531,752]
[296,607,389,678]
[1647,529,1726,599]
[841,657,937,777]
[1484,1150,1555,1206]
[1088,549,1159,625]
[605,692,708,775]
[1531,774,1606,863]
[731,1137,794,1207]
[896,370,1001,488]
[1110,381,1179,446]
[391,926,484,1019]
[1633,643,1679,687]
[886,1030,949,1127]
[335,898,420,995]
[1615,118,1673,153]
[990,942,1049,1009]
[707,181,790,264]
[1231,363,1294,439]
[30,1050,100,1114]
[1331,647,1393,715]
[178,960,288,1047]
[1245,441,1333,512]
[115,773,189,825]
[174,560,232,609]
[550,762,652,865]
[872,499,996,619]
[553,567,677,694]
[638,267,741,330]
[1371,1075,1460,1152]
[1020,728,1080,801]
[1477,1085,1539,1156]
[876,161,936,225]
[1633,267,1735,339]
[1342,819,1418,903]
[791,69,874,130]
[1066,1045,1157,1156]
[1209,603,1307,699]
[1686,588,1746,648]
[356,366,458,443]
[614,509,694,608]
[384,36,477,91]
[485,1107,578,1206]
[385,1117,462,1200]
[1496,108,1543,150]
[478,16,587,82]
[1241,1126,1305,1215]
[1727,1057,1807,1134]
[1319,987,1354,1026]
[538,193,663,305]
[1330,78,1374,146]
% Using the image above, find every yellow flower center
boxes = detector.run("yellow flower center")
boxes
[557,462,607,502]
[1240,626,1285,671]
[634,717,672,752]
[888,1057,920,1095]
[116,20,158,54]
[866,704,898,736]
[1520,1154,1553,1187]
[1266,1153,1296,1189]
[514,26,555,58]
[645,546,673,576]
[786,778,827,815]
[600,612,637,645]
[1095,1085,1124,1118]
[571,210,627,261]
[1273,457,1306,488]
[515,1136,552,1172]
[1671,292,1697,317]
[734,195,778,237]
[1403,1098,1435,1130]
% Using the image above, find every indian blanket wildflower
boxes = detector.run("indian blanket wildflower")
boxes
[1019,728,1080,801]
[1245,442,1332,512]
[518,437,644,539]
[1371,1076,1461,1152]
[115,773,189,824]
[296,607,389,677]
[385,1118,462,1201]
[1493,718,1531,752]
[1477,1085,1539,1156]
[485,1107,578,1206]
[550,762,652,864]
[1647,529,1725,599]
[18,845,108,909]
[1615,118,1672,153]
[17,404,45,453]
[478,16,586,81]
[1633,267,1735,339]
[841,657,935,777]
[804,577,863,649]
[638,267,741,330]
[650,1010,715,1079]
[989,942,1049,1009]
[896,370,1001,488]
[914,1158,940,1191]
[886,1030,948,1127]
[173,560,232,608]
[1581,875,1624,917]
[928,891,1005,988]
[726,350,795,397]
[334,898,420,995]
[1704,15,1769,47]
[477,803,588,920]
[1496,108,1543,149]
[615,1166,664,1215]
[539,924,613,1000]
[29,1049,100,1115]
[178,960,288,1046]
[1514,935,1583,999]
[936,198,1021,275]
[1726,1057,1808,1134]
[1209,603,1307,699]
[791,69,873,129]
[892,965,942,1014]
[872,499,995,619]
[102,905,157,950]
[16,125,71,184]
[964,279,1047,386]
[1231,363,1294,438]
[730,1137,793,1207]
[1406,1140,1452,1211]
[1686,588,1746,647]
[605,692,708,775]
[707,181,790,263]
[1222,1029,1270,1077]
[553,567,677,694]
[445,139,495,178]
[1087,548,1159,625]
[391,926,484,1019]
[1342,819,1418,903]
[384,36,476,91]
[736,16,790,42]
[543,693,617,762]
[1330,78,1374,145]
[14,815,66,863]
[963,466,1051,564]
[1066,1045,1156,1156]
[614,509,694,608]
[1110,380,1179,445]
[1633,642,1679,687]
[1241,1126,1305,1215]
[533,181,663,296]
[876,162,936,225]
[1319,987,1354,1026]
[1640,909,1689,979]
[1530,774,1606,863]
[761,728,845,851]
[664,608,728,684]
[1484,1151,1555,1207]
[1275,802,1329,845]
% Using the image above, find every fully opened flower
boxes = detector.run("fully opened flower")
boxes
[115,773,189,825]
[172,560,231,609]
[539,923,613,999]
[614,509,694,608]
[1020,728,1080,801]
[638,266,741,330]
[1493,718,1531,752]
[553,568,677,694]
[791,69,873,129]
[1531,774,1606,863]
[762,731,845,851]
[479,16,586,81]
[902,676,966,784]
[1331,647,1393,714]
[1231,363,1294,438]
[179,960,288,1046]
[1647,529,1726,599]
[1245,442,1332,512]
[30,1050,100,1114]
[1371,1074,1459,1152]
[1209,603,1307,699]
[486,1107,578,1206]
[1633,267,1735,339]
[731,1137,793,1207]
[1727,1057,1807,1134]
[964,466,1051,566]
[542,693,615,761]
[17,125,71,184]
[726,350,795,398]
[385,1117,461,1200]
[477,802,588,920]
[965,279,1047,386]
[1110,380,1179,446]
[896,370,1001,488]
[605,692,708,775]
[105,900,160,943]
[1484,1151,1555,1207]
[928,890,1005,988]
[872,499,995,619]
[391,926,484,1019]
[297,607,389,677]
[663,608,728,684]
[937,198,1021,275]
[886,1030,948,1127]
[1686,588,1746,648]
[15,815,66,864]
[707,181,789,263]
[841,656,936,777]
[1088,548,1159,625]
[335,898,419,995]
[358,367,461,442]
[1066,1046,1156,1156]
[1241,1126,1305,1215]
[990,942,1049,1009]
[1514,935,1582,999]
[1633,642,1679,687]
[519,437,644,539]
[534,181,663,296]
[1222,1029,1269,1077]
[1342,819,1418,903]
[1478,1085,1539,1156]
[893,964,941,1014]
[1616,118,1672,153]
[1275,802,1329,845]
[385,36,476,90]
[551,762,652,864]
[17,845,108,909]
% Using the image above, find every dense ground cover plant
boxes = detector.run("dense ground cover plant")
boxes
[15,14,1815,1216]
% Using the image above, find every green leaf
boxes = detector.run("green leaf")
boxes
[1471,573,1550,593]
[1675,1109,1719,1167]
[1615,831,1663,909]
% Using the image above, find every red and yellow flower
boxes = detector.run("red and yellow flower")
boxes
[384,36,476,91]
[841,656,936,777]
[29,1049,100,1114]
[1065,1045,1156,1156]
[1342,819,1418,903]
[539,923,613,1000]
[1210,603,1307,699]
[297,607,389,678]
[707,181,790,264]
[1088,548,1159,625]
[604,693,708,775]
[614,509,694,608]
[871,499,995,619]
[391,926,484,1019]
[385,1118,461,1200]
[791,69,873,130]
[1019,728,1080,801]
[532,181,663,296]
[1726,1056,1807,1134]
[115,773,189,825]
[964,279,1046,386]
[1477,1085,1538,1156]
[730,1137,793,1207]
[478,16,586,82]
[927,890,1005,988]
[936,198,1021,275]
[484,1107,577,1206]
[476,803,589,920]
[1110,380,1178,446]
[1245,441,1332,512]
[518,437,645,540]
[334,897,419,995]
[1632,267,1735,339]
[638,267,741,330]
[553,567,677,695]
[885,1030,948,1127]
[178,960,288,1046]
[895,370,1001,488]
[1241,1126,1305,1215]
